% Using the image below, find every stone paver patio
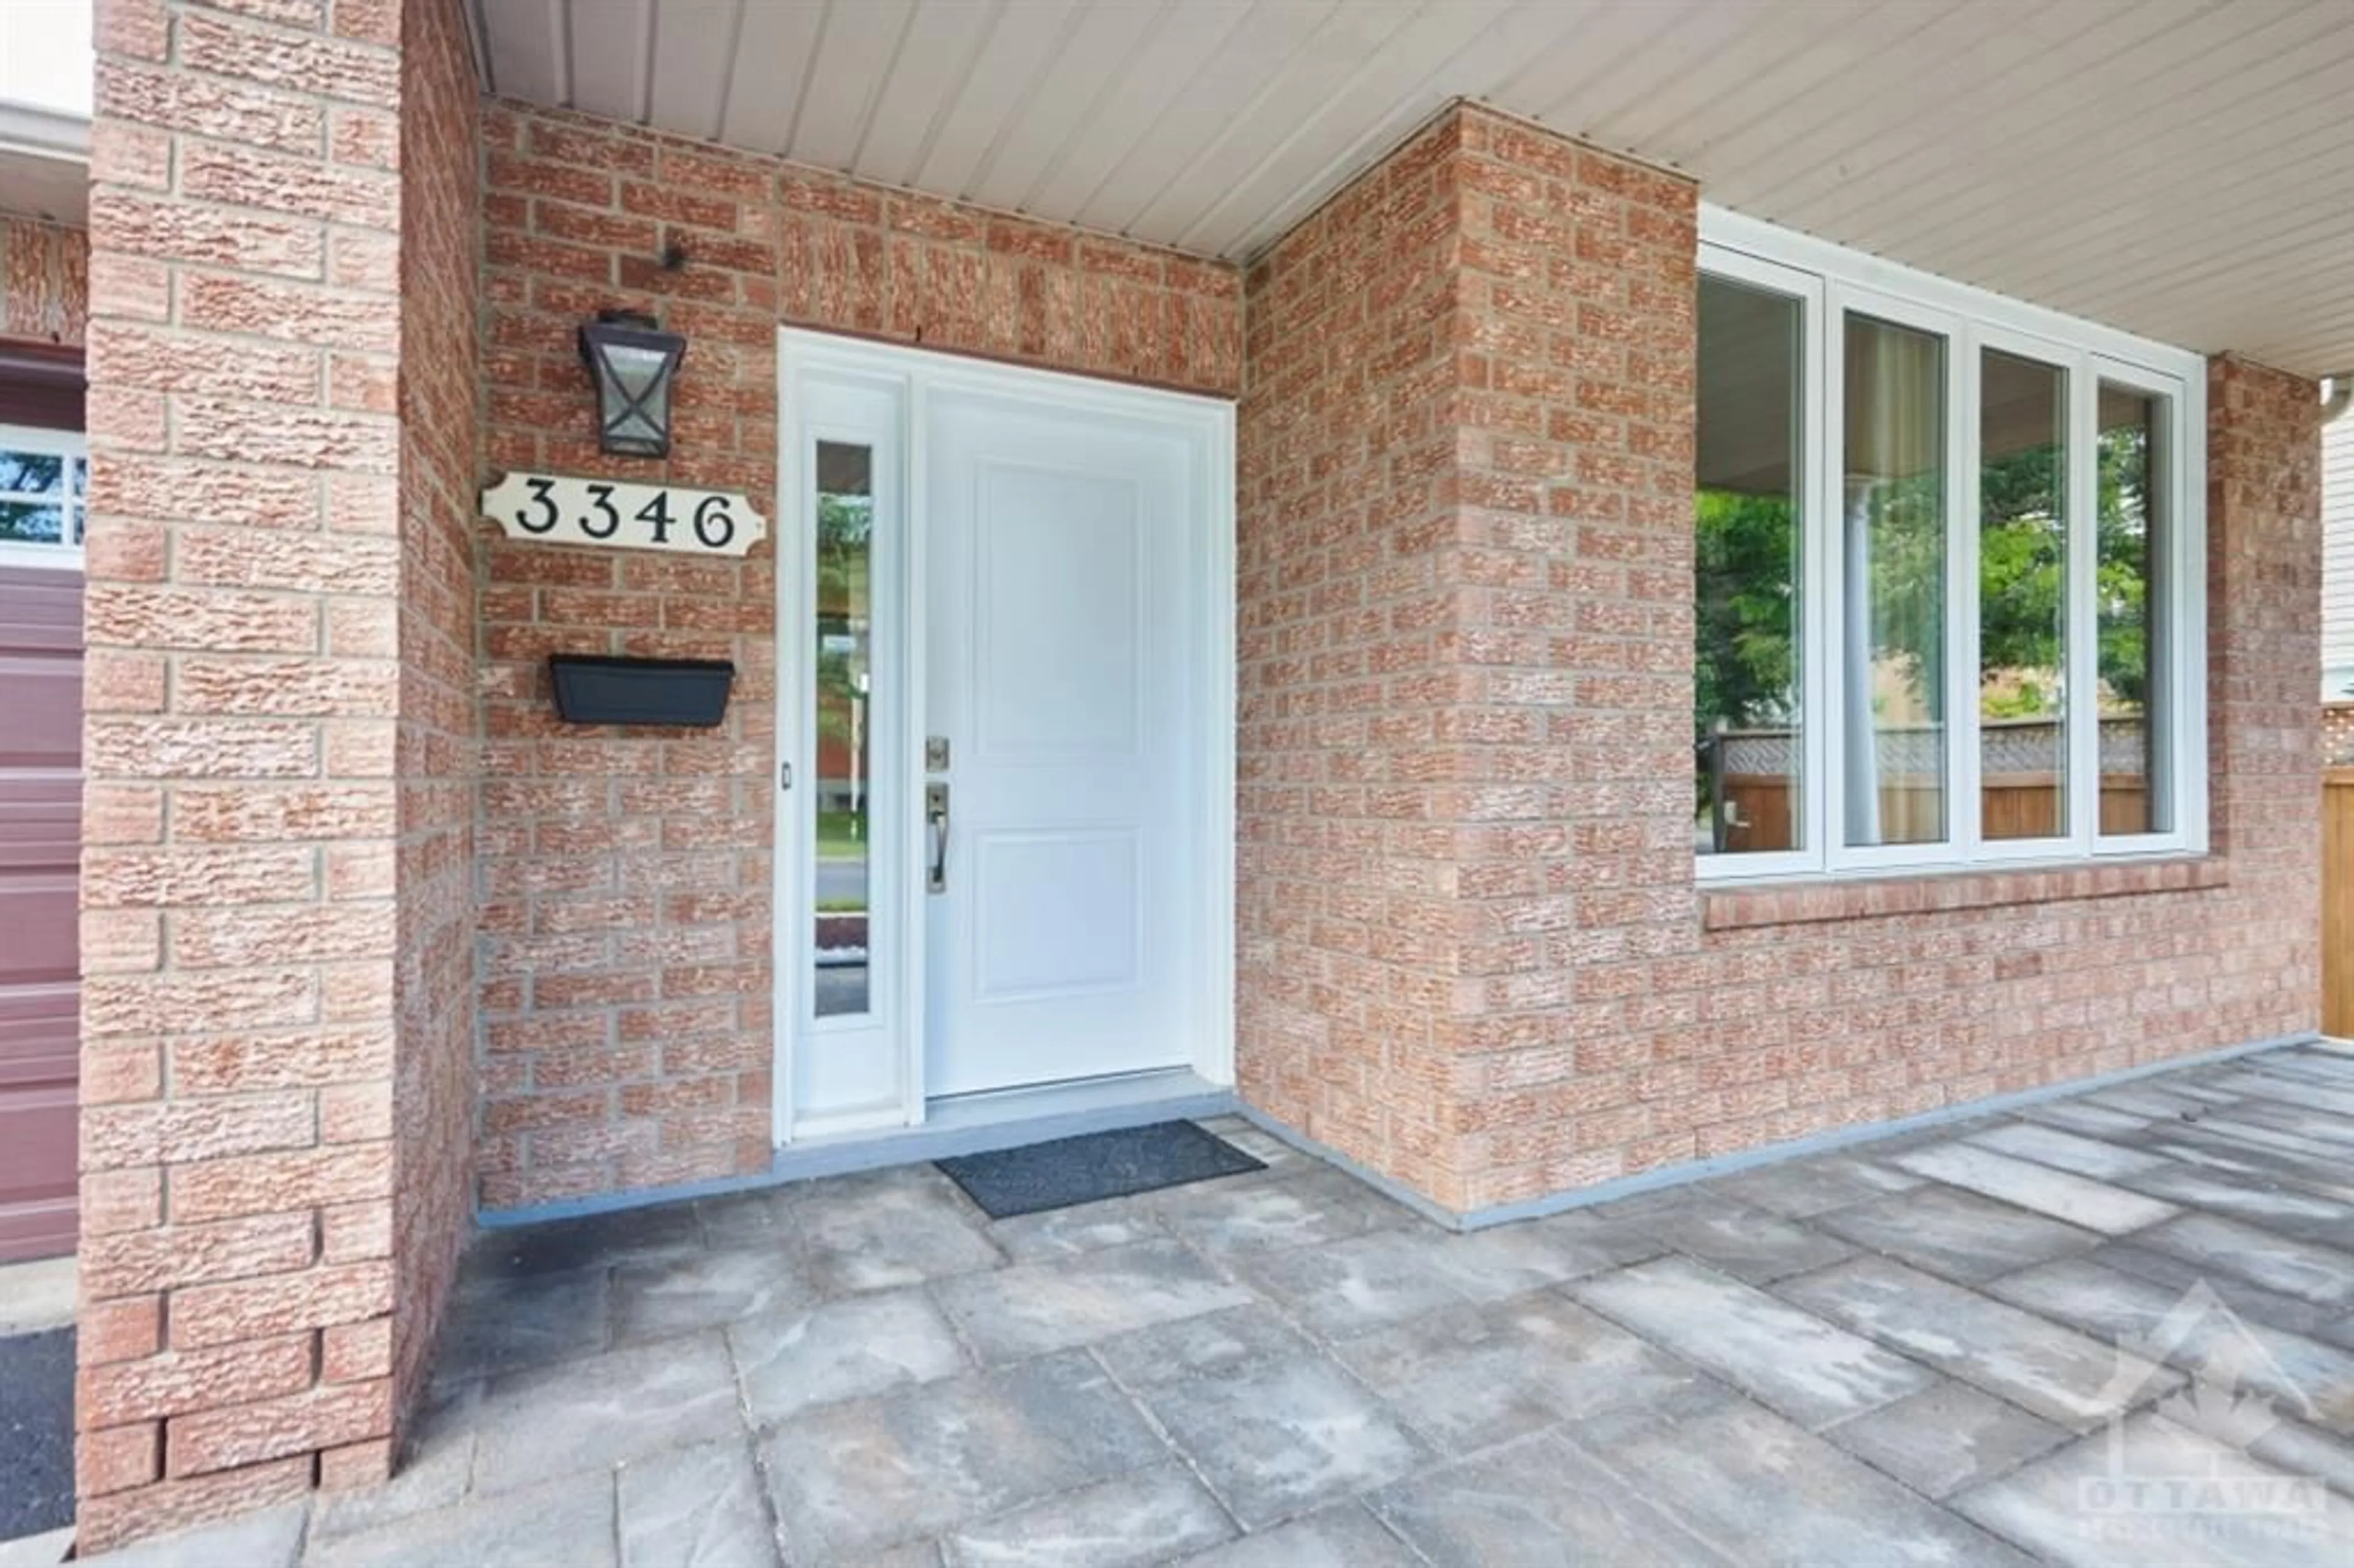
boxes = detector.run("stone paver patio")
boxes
[70,1041,2354,1566]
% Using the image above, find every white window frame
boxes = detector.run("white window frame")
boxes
[0,422,86,569]
[1699,208,2207,883]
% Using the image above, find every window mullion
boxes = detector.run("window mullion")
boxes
[2067,354,2100,854]
[1951,331,1982,861]
[1818,287,1851,873]
[1804,273,1833,877]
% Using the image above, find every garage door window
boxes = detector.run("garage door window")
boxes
[0,424,86,565]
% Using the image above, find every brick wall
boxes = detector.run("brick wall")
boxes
[475,100,1242,1211]
[387,0,478,1443]
[78,0,476,1546]
[1,215,88,346]
[1236,104,2320,1215]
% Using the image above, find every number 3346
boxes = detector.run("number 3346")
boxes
[481,472,769,559]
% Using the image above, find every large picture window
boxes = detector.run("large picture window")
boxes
[1696,216,2204,879]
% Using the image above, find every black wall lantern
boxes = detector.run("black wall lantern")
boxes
[579,309,687,459]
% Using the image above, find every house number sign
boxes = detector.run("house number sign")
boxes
[481,472,768,558]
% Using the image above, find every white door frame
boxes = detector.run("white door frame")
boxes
[774,329,1236,1146]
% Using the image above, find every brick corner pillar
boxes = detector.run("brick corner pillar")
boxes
[2204,354,2324,1035]
[1234,102,1699,1217]
[77,0,478,1548]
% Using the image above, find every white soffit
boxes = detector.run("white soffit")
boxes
[0,101,88,225]
[474,0,2354,375]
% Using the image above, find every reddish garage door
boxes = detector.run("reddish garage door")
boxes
[0,559,78,1260]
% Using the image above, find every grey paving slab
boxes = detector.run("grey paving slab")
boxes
[2213,1070,2354,1120]
[1600,1401,2042,1566]
[1232,1227,1468,1336]
[1968,1120,2172,1179]
[1811,1183,2105,1284]
[985,1199,1165,1262]
[309,1385,478,1542]
[80,1505,304,1568]
[1630,1195,1860,1283]
[1205,1124,1310,1173]
[1695,1151,1923,1218]
[1331,1290,1731,1455]
[611,1242,818,1344]
[470,1331,744,1494]
[462,1203,705,1284]
[1371,1429,1732,1567]
[758,1351,1165,1561]
[2089,1241,2352,1341]
[840,1547,943,1568]
[2219,1097,2354,1150]
[617,1438,779,1568]
[929,1239,1252,1362]
[1168,1504,1421,1568]
[1119,1344,1427,1530]
[792,1166,1006,1294]
[730,1287,969,1425]
[2134,1212,2354,1307]
[1987,1257,2354,1431]
[939,1467,1233,1567]
[1144,1166,1414,1257]
[307,1473,617,1568]
[1571,1255,1935,1429]
[2016,1098,2154,1138]
[1413,1207,1665,1299]
[1953,1412,2354,1567]
[2263,1049,2354,1088]
[2165,1118,2354,1184]
[1893,1142,2180,1233]
[695,1187,805,1249]
[432,1265,610,1386]
[1820,1378,2073,1499]
[1090,1303,1312,1391]
[2121,1162,2354,1244]
[2241,1416,2354,1500]
[1779,1254,2181,1430]
[2084,1083,2233,1121]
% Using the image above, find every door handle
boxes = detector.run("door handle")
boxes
[926,782,950,894]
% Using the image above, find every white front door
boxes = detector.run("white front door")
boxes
[777,335,1233,1139]
[923,392,1202,1097]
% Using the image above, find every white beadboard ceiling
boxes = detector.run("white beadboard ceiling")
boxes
[471,0,2354,376]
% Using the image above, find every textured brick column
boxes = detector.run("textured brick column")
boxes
[77,0,476,1547]
[1236,104,1697,1212]
[2202,358,2324,1023]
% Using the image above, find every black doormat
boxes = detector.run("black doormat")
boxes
[0,1326,74,1541]
[938,1121,1265,1219]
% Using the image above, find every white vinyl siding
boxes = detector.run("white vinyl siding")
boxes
[2322,414,2354,697]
